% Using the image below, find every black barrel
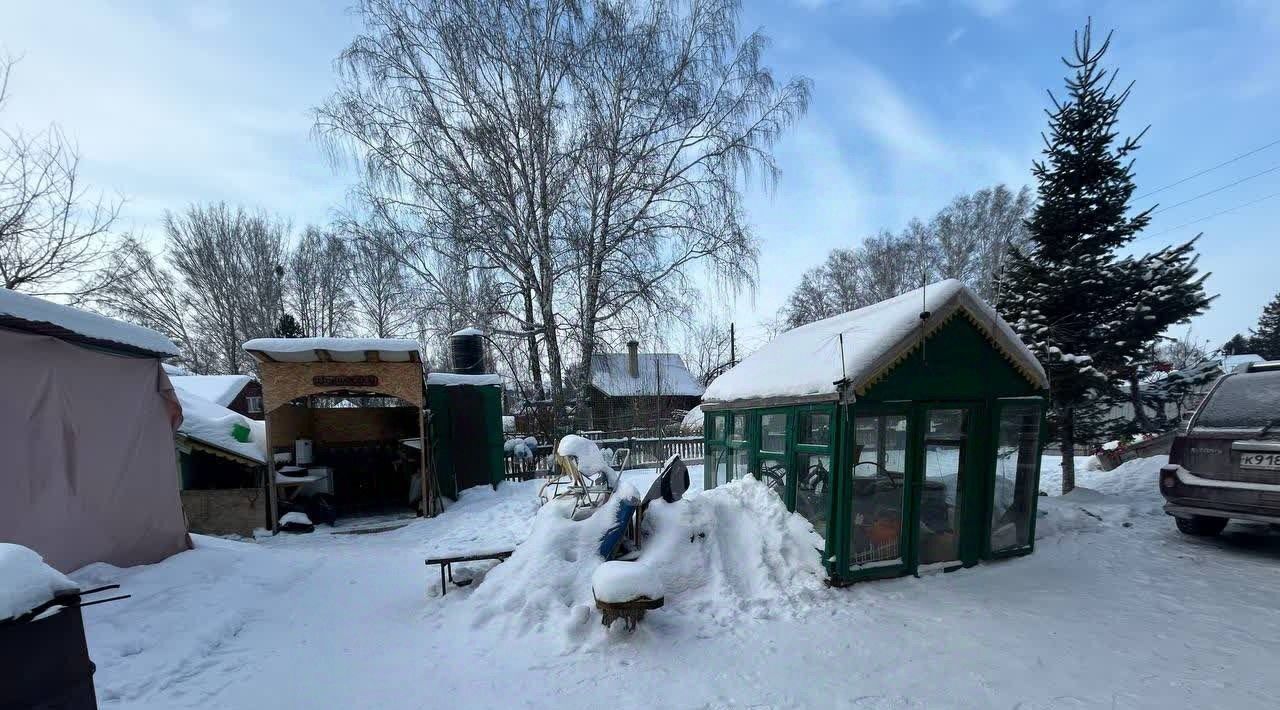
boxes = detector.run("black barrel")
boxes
[449,328,487,374]
[0,601,99,709]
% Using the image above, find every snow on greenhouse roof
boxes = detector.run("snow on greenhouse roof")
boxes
[174,387,266,464]
[703,280,1047,406]
[242,337,421,363]
[170,374,253,407]
[0,288,178,358]
[590,353,704,398]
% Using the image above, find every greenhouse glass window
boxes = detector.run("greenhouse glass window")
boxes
[849,415,908,569]
[710,414,727,442]
[730,413,747,441]
[798,411,832,445]
[759,457,788,503]
[710,446,730,487]
[991,403,1041,553]
[796,452,831,538]
[760,413,787,453]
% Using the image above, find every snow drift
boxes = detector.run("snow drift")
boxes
[465,474,828,646]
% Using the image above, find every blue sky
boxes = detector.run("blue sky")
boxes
[3,0,1277,353]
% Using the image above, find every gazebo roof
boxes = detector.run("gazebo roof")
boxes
[242,337,421,363]
[703,279,1047,406]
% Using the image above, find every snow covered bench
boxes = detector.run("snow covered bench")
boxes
[424,549,513,596]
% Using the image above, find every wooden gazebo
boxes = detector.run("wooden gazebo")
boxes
[242,337,431,531]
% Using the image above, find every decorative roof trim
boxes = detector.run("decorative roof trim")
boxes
[853,303,1047,396]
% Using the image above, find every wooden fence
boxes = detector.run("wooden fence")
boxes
[502,435,704,481]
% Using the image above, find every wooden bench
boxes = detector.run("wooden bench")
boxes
[424,550,513,596]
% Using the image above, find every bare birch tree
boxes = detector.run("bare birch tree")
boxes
[0,56,121,297]
[780,184,1031,328]
[287,226,352,336]
[346,229,415,338]
[318,0,807,426]
[166,203,288,373]
[87,236,216,372]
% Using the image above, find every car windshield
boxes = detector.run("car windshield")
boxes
[1195,371,1280,429]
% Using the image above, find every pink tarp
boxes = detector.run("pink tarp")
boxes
[0,328,191,573]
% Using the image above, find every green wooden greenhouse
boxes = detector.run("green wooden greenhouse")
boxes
[701,280,1049,584]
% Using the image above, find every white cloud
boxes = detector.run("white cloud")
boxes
[956,0,1017,18]
[946,27,967,45]
[0,1,352,244]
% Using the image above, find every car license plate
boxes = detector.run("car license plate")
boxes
[1239,452,1280,470]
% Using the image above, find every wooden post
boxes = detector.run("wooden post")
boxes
[264,412,279,533]
[419,408,431,517]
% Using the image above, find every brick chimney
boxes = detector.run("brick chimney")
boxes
[627,340,640,378]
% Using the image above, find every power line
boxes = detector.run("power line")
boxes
[1148,164,1280,216]
[1133,189,1280,244]
[1135,137,1280,200]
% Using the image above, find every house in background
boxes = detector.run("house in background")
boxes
[586,341,704,432]
[166,366,265,419]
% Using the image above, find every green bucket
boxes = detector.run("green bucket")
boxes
[231,422,252,443]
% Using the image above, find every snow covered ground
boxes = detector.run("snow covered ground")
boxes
[71,457,1280,709]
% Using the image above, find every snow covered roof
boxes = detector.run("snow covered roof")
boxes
[589,353,704,398]
[163,362,192,376]
[704,280,1047,406]
[170,374,253,407]
[174,387,267,464]
[451,327,484,337]
[0,288,178,358]
[1221,354,1264,373]
[426,372,502,386]
[242,337,421,363]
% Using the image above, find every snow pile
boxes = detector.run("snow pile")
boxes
[592,560,664,603]
[557,435,613,479]
[504,436,539,459]
[170,374,252,407]
[466,474,827,646]
[0,543,79,621]
[174,387,267,463]
[279,512,313,526]
[1036,455,1168,539]
[680,404,705,432]
[0,287,178,356]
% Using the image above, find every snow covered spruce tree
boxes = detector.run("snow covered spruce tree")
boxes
[1249,292,1280,360]
[999,20,1210,492]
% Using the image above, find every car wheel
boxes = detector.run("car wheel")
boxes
[1175,515,1228,536]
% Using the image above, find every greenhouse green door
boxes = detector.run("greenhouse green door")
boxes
[915,406,974,572]
[842,401,986,581]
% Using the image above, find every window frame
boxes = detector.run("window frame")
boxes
[984,397,1046,559]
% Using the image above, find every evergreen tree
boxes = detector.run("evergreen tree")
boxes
[1251,292,1280,360]
[999,20,1210,492]
[276,313,304,338]
[1221,333,1252,356]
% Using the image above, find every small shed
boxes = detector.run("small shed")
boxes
[701,280,1049,584]
[424,373,505,499]
[0,289,190,572]
[172,385,269,536]
[242,337,431,529]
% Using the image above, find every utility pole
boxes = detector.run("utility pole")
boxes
[729,322,736,366]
